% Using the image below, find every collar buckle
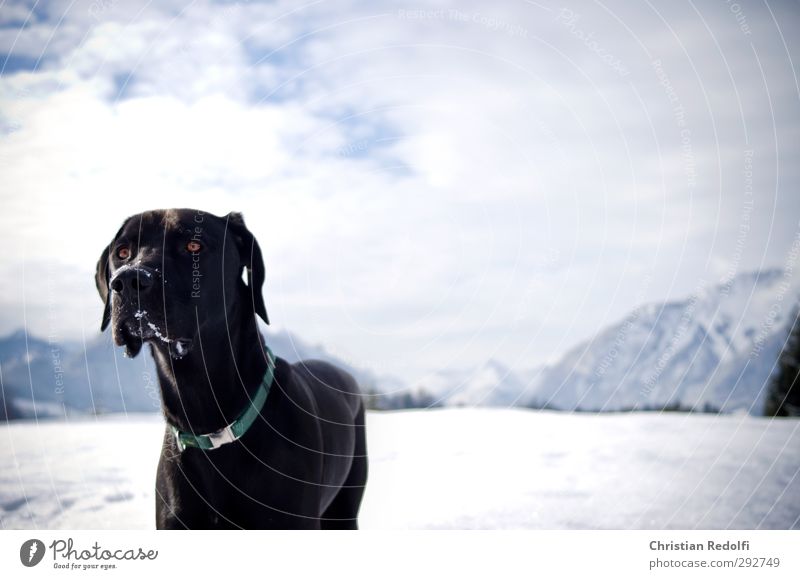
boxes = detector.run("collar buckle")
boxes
[207,424,237,449]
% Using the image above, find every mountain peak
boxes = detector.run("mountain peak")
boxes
[482,358,510,374]
[524,267,799,413]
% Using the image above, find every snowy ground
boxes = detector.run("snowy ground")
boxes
[1,409,798,529]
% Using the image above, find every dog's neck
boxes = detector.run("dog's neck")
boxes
[150,306,270,434]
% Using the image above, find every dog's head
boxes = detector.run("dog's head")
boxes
[95,209,268,359]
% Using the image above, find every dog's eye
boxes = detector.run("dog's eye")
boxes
[187,241,202,253]
[116,245,131,260]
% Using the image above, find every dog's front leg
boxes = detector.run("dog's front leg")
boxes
[154,431,217,529]
[155,466,220,529]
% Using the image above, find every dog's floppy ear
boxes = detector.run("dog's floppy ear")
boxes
[226,212,269,325]
[95,219,129,332]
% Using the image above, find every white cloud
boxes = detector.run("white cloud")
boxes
[1,0,798,379]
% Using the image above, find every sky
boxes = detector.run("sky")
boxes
[0,0,798,381]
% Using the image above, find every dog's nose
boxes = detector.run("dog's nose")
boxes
[110,267,155,295]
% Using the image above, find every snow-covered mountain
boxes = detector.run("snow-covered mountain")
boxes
[407,359,531,407]
[2,269,796,418]
[525,269,798,414]
[0,325,382,420]
[400,269,799,414]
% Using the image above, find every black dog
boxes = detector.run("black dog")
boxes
[95,209,367,529]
